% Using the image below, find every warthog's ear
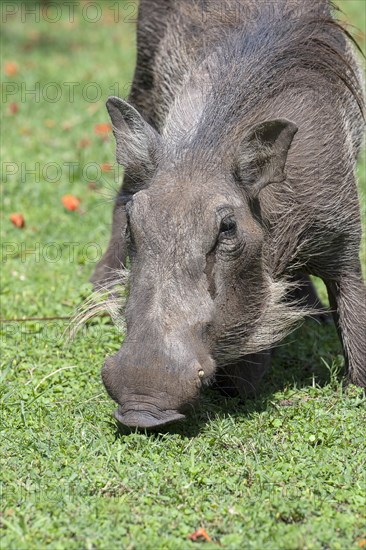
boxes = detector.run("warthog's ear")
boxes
[235,119,298,197]
[106,96,160,177]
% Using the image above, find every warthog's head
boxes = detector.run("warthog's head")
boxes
[101,96,298,428]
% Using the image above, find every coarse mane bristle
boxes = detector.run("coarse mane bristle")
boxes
[171,0,364,155]
[214,275,318,363]
[67,268,129,340]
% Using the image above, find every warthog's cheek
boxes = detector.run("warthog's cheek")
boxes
[114,407,186,429]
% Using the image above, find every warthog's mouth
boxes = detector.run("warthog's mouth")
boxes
[114,406,186,429]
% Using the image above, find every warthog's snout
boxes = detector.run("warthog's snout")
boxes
[102,348,213,429]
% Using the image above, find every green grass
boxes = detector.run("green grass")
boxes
[1,1,365,549]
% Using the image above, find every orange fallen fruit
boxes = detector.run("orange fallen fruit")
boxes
[4,61,18,76]
[188,528,212,542]
[9,102,19,115]
[94,122,111,135]
[62,194,80,211]
[10,213,25,228]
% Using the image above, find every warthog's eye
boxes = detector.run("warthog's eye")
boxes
[219,216,237,238]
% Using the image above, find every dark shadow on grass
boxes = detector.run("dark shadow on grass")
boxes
[113,318,344,440]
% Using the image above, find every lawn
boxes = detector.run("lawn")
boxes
[1,1,365,549]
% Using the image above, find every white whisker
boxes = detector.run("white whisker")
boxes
[66,268,129,341]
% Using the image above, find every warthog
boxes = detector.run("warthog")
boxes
[90,0,365,428]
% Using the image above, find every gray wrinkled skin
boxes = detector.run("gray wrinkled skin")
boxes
[91,0,366,429]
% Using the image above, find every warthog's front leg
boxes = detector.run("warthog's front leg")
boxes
[289,273,331,323]
[325,270,366,388]
[215,351,271,398]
